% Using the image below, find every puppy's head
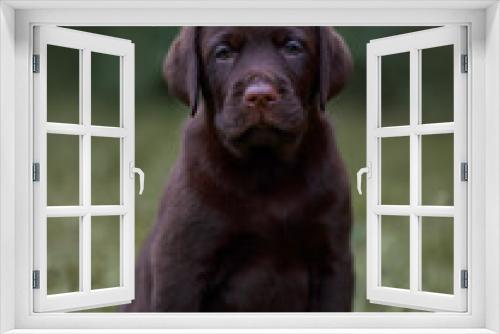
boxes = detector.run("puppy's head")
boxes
[164,27,352,160]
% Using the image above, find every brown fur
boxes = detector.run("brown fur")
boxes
[122,27,354,312]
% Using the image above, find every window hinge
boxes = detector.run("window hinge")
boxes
[461,54,468,73]
[32,162,40,182]
[32,54,40,73]
[461,269,468,289]
[461,162,468,182]
[32,270,40,289]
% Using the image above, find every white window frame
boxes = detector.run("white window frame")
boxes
[0,1,499,333]
[32,26,135,312]
[365,26,468,312]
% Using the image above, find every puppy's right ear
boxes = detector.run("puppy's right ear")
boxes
[163,27,201,117]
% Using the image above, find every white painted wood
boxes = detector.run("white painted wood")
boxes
[38,26,132,56]
[81,47,92,296]
[369,286,465,312]
[373,205,455,217]
[485,3,500,333]
[467,3,487,329]
[40,287,131,312]
[32,24,48,313]
[0,328,494,334]
[4,3,491,333]
[121,41,135,301]
[46,122,128,138]
[78,46,85,295]
[366,26,468,312]
[453,25,469,314]
[0,328,497,334]
[32,26,135,312]
[373,122,455,137]
[5,7,490,27]
[367,26,466,57]
[365,41,380,316]
[46,205,126,217]
[409,48,421,293]
[0,3,16,333]
[3,0,497,10]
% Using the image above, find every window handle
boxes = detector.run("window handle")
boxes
[356,163,371,195]
[130,162,145,195]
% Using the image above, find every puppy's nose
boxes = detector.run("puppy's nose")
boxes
[243,82,279,108]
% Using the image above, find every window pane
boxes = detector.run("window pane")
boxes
[75,305,118,313]
[381,215,410,289]
[421,45,454,124]
[91,137,121,205]
[47,134,80,206]
[421,134,454,206]
[91,52,120,127]
[91,216,120,289]
[381,136,410,205]
[47,217,80,294]
[421,217,454,294]
[381,52,410,127]
[47,45,80,124]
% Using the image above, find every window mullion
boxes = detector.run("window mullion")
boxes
[409,48,422,292]
[80,48,92,294]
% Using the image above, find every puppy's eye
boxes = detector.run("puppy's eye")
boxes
[283,39,304,55]
[214,44,234,60]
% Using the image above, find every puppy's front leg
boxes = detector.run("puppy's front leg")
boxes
[308,200,354,312]
[149,217,222,312]
[312,253,354,312]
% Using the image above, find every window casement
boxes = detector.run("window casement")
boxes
[361,26,468,312]
[32,26,141,312]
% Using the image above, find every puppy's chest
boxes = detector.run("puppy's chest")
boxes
[203,229,316,312]
[215,189,318,227]
[197,183,336,311]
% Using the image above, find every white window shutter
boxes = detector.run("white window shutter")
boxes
[33,26,136,312]
[364,26,468,312]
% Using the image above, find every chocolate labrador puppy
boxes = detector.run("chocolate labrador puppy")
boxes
[124,27,353,312]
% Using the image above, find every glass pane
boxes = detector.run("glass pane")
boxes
[91,52,120,127]
[421,134,454,206]
[47,217,80,294]
[47,45,80,124]
[381,215,410,289]
[421,217,454,294]
[91,137,121,205]
[75,305,118,313]
[47,134,80,206]
[381,52,410,127]
[381,136,410,205]
[91,216,120,289]
[421,45,454,124]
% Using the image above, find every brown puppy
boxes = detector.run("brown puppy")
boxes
[123,27,353,312]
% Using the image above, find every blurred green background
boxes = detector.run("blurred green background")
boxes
[45,27,455,312]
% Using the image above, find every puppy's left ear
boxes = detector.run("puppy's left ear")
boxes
[317,27,353,111]
[163,27,202,117]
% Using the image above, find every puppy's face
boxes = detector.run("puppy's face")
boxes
[164,27,352,160]
[202,27,316,158]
